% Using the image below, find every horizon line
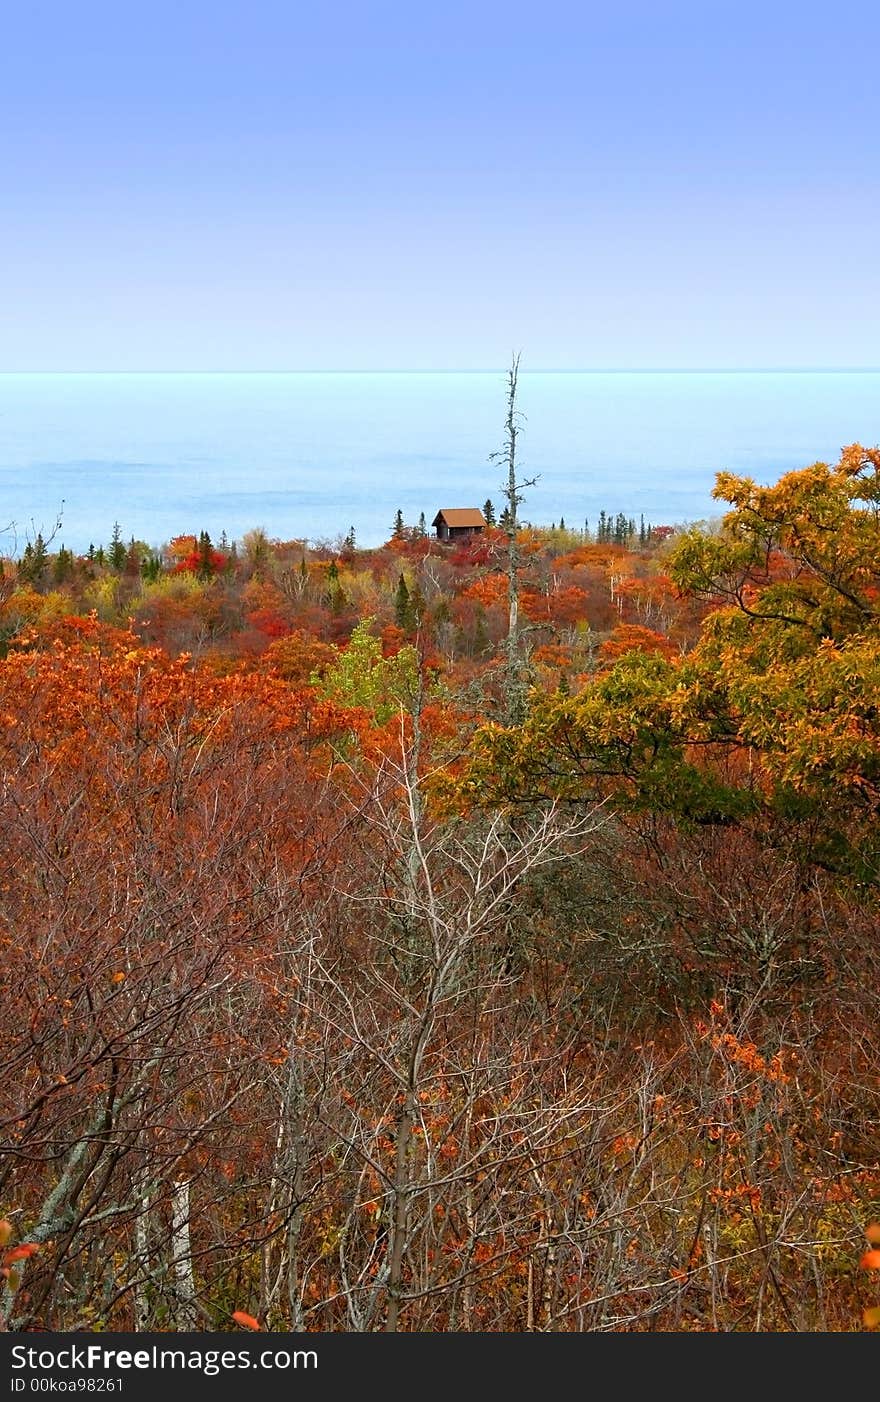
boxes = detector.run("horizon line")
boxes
[1,366,879,376]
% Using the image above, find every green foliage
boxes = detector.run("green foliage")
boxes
[109,522,127,573]
[313,617,419,723]
[82,575,121,621]
[668,446,880,641]
[52,545,74,587]
[394,574,413,630]
[17,535,48,589]
[141,552,162,583]
[451,447,880,882]
[197,530,215,579]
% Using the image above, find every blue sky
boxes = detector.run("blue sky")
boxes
[1,0,877,369]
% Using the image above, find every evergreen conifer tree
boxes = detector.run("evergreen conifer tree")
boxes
[197,530,214,579]
[19,535,48,588]
[109,522,127,572]
[394,574,412,630]
[409,581,426,629]
[52,545,73,586]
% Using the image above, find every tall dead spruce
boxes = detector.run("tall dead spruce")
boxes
[491,352,538,725]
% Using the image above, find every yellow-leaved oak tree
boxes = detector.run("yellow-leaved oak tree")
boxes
[446,445,880,882]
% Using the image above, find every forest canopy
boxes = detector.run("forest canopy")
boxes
[1,447,879,1333]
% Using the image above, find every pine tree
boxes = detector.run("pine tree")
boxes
[392,509,405,540]
[327,560,342,613]
[19,535,48,588]
[394,574,412,631]
[141,553,161,583]
[108,524,127,572]
[52,544,73,586]
[109,522,127,572]
[19,543,34,584]
[483,498,496,526]
[417,511,427,538]
[409,581,426,629]
[197,530,214,579]
[125,537,142,577]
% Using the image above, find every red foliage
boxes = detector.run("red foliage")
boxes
[380,623,406,657]
[173,550,228,575]
[449,539,494,568]
[247,607,293,640]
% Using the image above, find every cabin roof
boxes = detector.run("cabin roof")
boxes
[431,508,487,528]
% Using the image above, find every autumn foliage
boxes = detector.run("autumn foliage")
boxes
[1,449,879,1332]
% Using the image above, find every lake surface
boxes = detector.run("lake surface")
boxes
[0,371,877,554]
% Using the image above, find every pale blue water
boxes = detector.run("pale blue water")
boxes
[0,372,877,555]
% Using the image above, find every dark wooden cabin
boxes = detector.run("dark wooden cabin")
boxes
[432,508,487,542]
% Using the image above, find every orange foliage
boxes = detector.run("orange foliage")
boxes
[599,623,679,661]
[519,585,591,627]
[264,630,337,684]
[4,1244,40,1265]
[166,534,198,561]
[532,642,575,671]
[379,623,406,656]
[459,575,508,608]
[231,1310,261,1330]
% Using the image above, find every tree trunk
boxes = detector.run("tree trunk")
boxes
[170,1180,197,1331]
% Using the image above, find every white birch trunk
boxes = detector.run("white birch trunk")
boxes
[171,1179,197,1331]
